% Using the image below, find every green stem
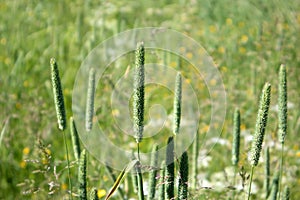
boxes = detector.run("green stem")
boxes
[278,143,284,199]
[233,165,237,200]
[137,142,141,161]
[247,166,254,200]
[63,131,73,199]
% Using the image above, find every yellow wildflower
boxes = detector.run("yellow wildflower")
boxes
[240,35,248,44]
[209,25,217,33]
[226,18,232,26]
[20,161,26,168]
[97,189,106,198]
[61,183,68,190]
[23,147,30,155]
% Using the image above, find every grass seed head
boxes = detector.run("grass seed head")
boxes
[173,72,182,135]
[250,83,271,166]
[278,64,287,143]
[232,108,241,166]
[50,58,66,131]
[133,42,145,143]
[86,68,96,131]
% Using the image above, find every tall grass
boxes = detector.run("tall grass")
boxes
[50,58,72,199]
[165,136,175,199]
[178,151,188,200]
[173,72,182,135]
[248,83,271,200]
[147,144,159,200]
[85,68,96,131]
[278,64,287,198]
[78,149,87,200]
[133,42,145,145]
[70,117,81,161]
[158,161,166,200]
[264,147,270,199]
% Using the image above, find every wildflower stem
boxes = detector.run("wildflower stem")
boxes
[247,166,254,200]
[278,143,284,199]
[63,130,73,199]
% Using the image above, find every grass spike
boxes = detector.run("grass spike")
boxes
[247,83,271,200]
[90,188,99,200]
[158,161,166,200]
[178,151,188,200]
[250,82,271,167]
[278,64,287,143]
[173,72,182,135]
[232,108,241,166]
[86,68,96,131]
[78,149,87,200]
[50,58,66,131]
[70,117,81,161]
[133,42,145,143]
[165,137,175,199]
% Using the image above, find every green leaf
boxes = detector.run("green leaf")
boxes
[105,160,138,200]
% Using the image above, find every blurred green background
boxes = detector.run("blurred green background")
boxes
[0,0,299,199]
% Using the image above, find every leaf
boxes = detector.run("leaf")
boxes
[105,159,138,200]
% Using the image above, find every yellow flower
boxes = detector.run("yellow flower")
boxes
[186,52,193,59]
[185,79,191,84]
[15,102,21,110]
[241,124,246,131]
[45,148,51,155]
[0,37,6,45]
[61,183,68,190]
[23,80,29,88]
[218,46,225,54]
[97,189,106,198]
[209,79,217,86]
[221,66,227,72]
[240,35,248,44]
[169,61,177,68]
[296,151,300,158]
[112,109,120,117]
[209,25,217,33]
[226,18,232,26]
[238,22,245,28]
[200,125,209,133]
[42,158,49,165]
[23,147,30,155]
[238,47,246,54]
[20,161,26,168]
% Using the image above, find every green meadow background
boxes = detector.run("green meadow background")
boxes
[0,0,299,199]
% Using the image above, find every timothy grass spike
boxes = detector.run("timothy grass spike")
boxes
[178,151,188,200]
[232,108,241,166]
[90,188,99,200]
[158,161,166,200]
[86,68,96,131]
[250,83,271,166]
[133,42,145,143]
[173,72,182,135]
[78,149,87,200]
[165,137,175,199]
[247,83,271,200]
[278,64,287,144]
[70,117,81,161]
[50,58,66,131]
[147,144,159,200]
